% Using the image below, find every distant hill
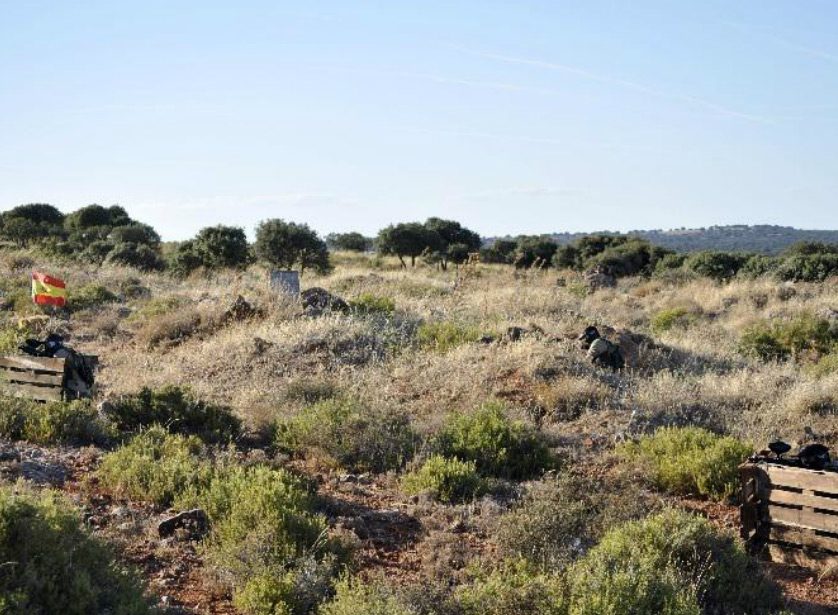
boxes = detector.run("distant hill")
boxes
[536,225,838,254]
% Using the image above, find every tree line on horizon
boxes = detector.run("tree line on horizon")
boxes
[1,202,837,283]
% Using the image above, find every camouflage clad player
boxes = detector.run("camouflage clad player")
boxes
[578,325,625,370]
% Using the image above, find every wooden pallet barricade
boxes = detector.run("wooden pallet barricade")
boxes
[0,355,97,402]
[740,459,838,570]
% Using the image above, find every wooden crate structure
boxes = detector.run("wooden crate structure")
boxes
[0,355,97,402]
[740,459,838,570]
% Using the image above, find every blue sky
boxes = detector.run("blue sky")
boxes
[1,1,836,240]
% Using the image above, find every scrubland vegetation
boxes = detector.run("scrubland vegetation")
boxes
[0,207,836,613]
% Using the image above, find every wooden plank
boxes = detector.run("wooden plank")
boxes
[771,525,838,553]
[3,382,63,402]
[0,369,64,386]
[768,544,838,571]
[767,504,838,533]
[0,356,66,373]
[769,488,838,513]
[761,463,838,495]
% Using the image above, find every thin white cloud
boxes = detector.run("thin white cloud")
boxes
[723,21,838,64]
[402,126,678,154]
[453,45,774,124]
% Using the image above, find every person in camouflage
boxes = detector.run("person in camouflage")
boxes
[578,325,625,370]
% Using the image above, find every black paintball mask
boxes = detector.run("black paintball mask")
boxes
[578,326,600,343]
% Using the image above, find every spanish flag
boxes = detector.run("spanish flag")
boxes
[31,272,67,308]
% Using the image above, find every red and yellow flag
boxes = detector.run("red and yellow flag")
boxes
[31,272,67,308]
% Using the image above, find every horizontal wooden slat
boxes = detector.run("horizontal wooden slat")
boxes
[770,525,838,553]
[0,356,66,373]
[767,504,838,533]
[0,370,64,386]
[769,488,838,513]
[3,382,63,401]
[762,463,838,495]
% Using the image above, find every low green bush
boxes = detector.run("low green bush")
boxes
[0,484,150,614]
[566,509,782,615]
[435,402,553,480]
[402,455,486,503]
[684,251,750,281]
[457,560,566,615]
[619,426,752,499]
[321,578,413,615]
[739,313,838,362]
[0,323,27,353]
[178,464,346,615]
[775,253,838,282]
[807,351,838,378]
[276,398,417,473]
[105,242,165,271]
[496,472,652,571]
[283,377,341,404]
[68,283,119,312]
[417,321,482,352]
[102,385,241,444]
[738,255,781,279]
[349,293,396,316]
[0,396,108,445]
[98,426,210,506]
[650,307,695,334]
[127,295,185,321]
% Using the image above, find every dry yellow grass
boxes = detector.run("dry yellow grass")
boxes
[2,250,835,451]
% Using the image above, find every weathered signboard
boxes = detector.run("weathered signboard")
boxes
[269,270,300,297]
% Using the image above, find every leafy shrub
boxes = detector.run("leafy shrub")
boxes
[402,455,486,503]
[350,293,396,316]
[739,313,838,361]
[326,232,372,253]
[435,402,553,480]
[98,427,210,506]
[321,578,412,615]
[496,472,652,571]
[102,385,241,444]
[776,253,838,282]
[168,240,204,277]
[283,377,341,404]
[80,240,116,265]
[105,242,165,271]
[276,398,417,473]
[650,307,696,333]
[192,225,251,269]
[807,351,838,378]
[109,223,161,247]
[513,236,558,269]
[619,426,752,499]
[254,219,331,274]
[566,509,782,615]
[0,323,27,353]
[480,239,518,265]
[684,251,750,281]
[68,283,119,312]
[739,255,781,279]
[417,321,482,352]
[457,560,566,615]
[0,396,107,445]
[178,464,345,615]
[653,252,689,275]
[590,239,671,277]
[0,485,150,614]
